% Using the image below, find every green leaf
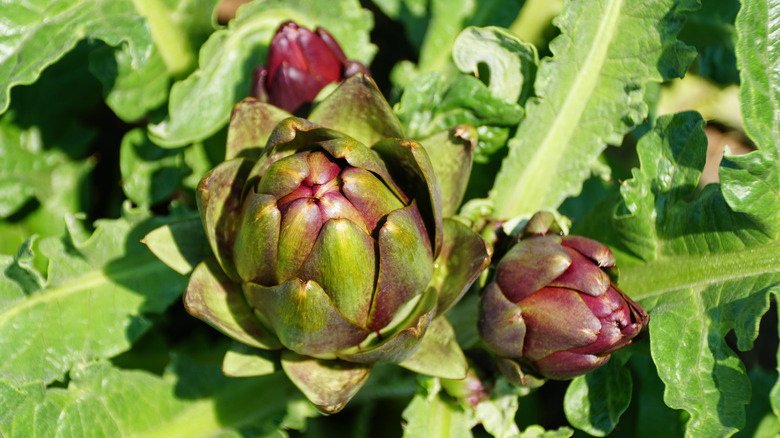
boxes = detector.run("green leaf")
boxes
[0,205,187,384]
[736,0,780,160]
[0,0,155,115]
[627,352,686,438]
[452,26,539,104]
[678,0,740,85]
[563,358,632,436]
[394,72,523,162]
[143,217,210,275]
[473,379,523,438]
[369,0,428,49]
[222,342,278,377]
[1,238,45,296]
[399,317,467,379]
[148,0,376,147]
[0,356,312,437]
[0,118,93,251]
[489,0,696,220]
[518,425,574,438]
[773,293,780,419]
[401,378,476,438]
[88,44,171,122]
[737,367,780,438]
[120,129,188,206]
[576,112,780,437]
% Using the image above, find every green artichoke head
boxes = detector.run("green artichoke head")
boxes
[183,74,491,412]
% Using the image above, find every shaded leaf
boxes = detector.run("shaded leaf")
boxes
[0,119,92,250]
[88,44,170,122]
[120,128,187,206]
[0,0,154,115]
[563,358,632,436]
[678,0,740,85]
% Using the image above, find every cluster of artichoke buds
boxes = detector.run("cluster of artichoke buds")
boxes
[147,21,649,413]
[183,70,491,413]
[478,212,648,386]
[250,21,369,114]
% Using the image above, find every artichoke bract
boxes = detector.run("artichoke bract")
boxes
[478,212,648,385]
[250,21,369,114]
[185,74,490,412]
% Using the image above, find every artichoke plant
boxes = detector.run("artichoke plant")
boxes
[250,21,369,114]
[172,74,490,412]
[478,212,648,386]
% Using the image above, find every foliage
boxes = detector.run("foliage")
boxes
[0,0,778,436]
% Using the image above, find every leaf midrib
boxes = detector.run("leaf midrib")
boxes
[620,239,780,301]
[493,0,624,218]
[0,252,165,325]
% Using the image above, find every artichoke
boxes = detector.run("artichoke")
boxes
[173,74,490,412]
[478,212,648,385]
[250,21,369,114]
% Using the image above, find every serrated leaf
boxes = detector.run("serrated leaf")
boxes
[452,26,539,104]
[0,0,155,115]
[148,0,376,147]
[489,0,696,220]
[736,0,780,160]
[394,72,523,162]
[576,112,780,437]
[563,358,632,437]
[0,205,187,384]
[401,378,477,438]
[0,357,309,437]
[2,238,44,295]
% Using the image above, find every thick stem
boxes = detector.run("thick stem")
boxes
[132,0,197,77]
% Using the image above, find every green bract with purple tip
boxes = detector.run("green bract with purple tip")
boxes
[181,74,491,413]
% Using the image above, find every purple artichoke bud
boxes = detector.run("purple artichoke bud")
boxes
[478,212,648,384]
[251,21,370,114]
[180,74,491,413]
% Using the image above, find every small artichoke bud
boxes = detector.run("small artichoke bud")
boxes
[478,212,648,385]
[440,350,494,408]
[251,21,370,114]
